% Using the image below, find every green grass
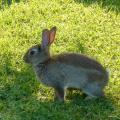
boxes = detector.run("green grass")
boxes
[0,0,120,120]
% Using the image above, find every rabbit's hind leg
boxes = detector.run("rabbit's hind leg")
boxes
[83,83,104,100]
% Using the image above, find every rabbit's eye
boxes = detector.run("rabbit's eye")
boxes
[30,50,35,55]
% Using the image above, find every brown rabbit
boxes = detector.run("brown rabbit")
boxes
[23,26,109,102]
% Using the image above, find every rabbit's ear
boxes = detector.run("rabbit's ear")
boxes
[49,26,57,44]
[41,29,50,49]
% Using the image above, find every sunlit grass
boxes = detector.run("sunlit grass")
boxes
[0,0,120,120]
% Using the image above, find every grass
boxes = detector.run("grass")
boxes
[0,0,120,120]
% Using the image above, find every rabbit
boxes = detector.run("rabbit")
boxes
[23,26,109,102]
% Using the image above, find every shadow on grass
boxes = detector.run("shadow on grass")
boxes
[0,0,27,9]
[1,0,20,6]
[0,53,118,120]
[74,0,120,14]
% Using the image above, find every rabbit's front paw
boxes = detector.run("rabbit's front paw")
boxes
[54,87,65,102]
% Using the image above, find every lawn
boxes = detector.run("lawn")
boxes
[0,0,120,120]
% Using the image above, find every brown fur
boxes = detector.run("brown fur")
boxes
[52,53,106,74]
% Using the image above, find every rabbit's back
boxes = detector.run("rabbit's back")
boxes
[53,53,106,74]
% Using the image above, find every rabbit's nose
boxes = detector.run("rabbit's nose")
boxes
[23,55,31,64]
[23,55,27,63]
